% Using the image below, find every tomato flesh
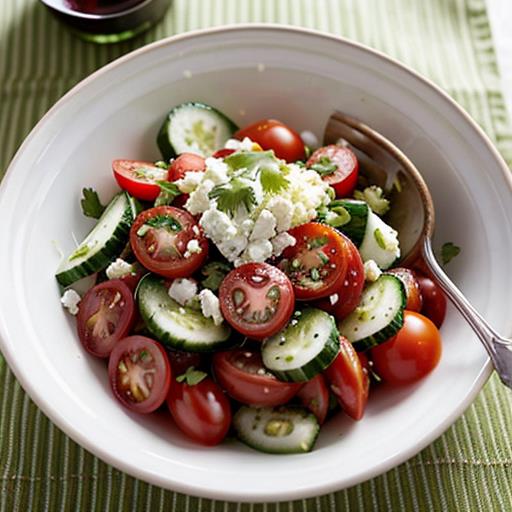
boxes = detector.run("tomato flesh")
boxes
[219,263,295,339]
[278,223,350,300]
[167,375,231,446]
[108,335,172,413]
[213,349,301,406]
[324,337,369,420]
[307,145,359,198]
[76,279,135,358]
[371,311,442,385]
[297,374,329,424]
[113,159,168,201]
[130,206,208,279]
[168,153,206,182]
[235,119,306,162]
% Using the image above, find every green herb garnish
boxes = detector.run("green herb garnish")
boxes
[209,178,256,215]
[374,228,387,250]
[176,366,208,386]
[441,242,461,265]
[154,160,169,169]
[201,261,231,291]
[80,188,105,219]
[310,156,338,176]
[308,236,329,250]
[260,166,289,194]
[154,180,182,207]
[69,244,90,261]
[145,214,181,232]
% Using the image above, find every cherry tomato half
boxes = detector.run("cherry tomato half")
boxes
[167,371,231,446]
[234,119,306,162]
[130,206,208,279]
[297,374,329,424]
[219,262,295,339]
[332,240,365,319]
[212,349,301,406]
[314,239,364,318]
[76,279,135,358]
[278,223,350,301]
[167,153,206,182]
[108,335,172,413]
[387,267,422,312]
[113,160,168,201]
[324,336,369,420]
[416,275,447,328]
[211,148,235,159]
[371,311,442,385]
[307,145,359,198]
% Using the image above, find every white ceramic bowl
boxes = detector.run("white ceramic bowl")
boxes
[1,26,512,502]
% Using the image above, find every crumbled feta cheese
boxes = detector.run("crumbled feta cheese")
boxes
[329,293,339,305]
[250,209,276,241]
[60,289,81,316]
[204,157,229,185]
[266,196,294,232]
[243,239,273,263]
[240,219,255,237]
[271,232,296,257]
[200,208,238,243]
[184,179,215,215]
[184,239,202,258]
[168,278,198,306]
[199,289,224,325]
[300,130,320,149]
[105,258,134,280]
[217,235,248,261]
[179,307,186,314]
[192,225,200,236]
[175,171,203,193]
[364,260,382,282]
[224,137,255,151]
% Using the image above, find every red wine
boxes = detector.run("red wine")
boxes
[65,0,145,15]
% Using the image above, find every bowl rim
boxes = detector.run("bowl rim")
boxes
[0,24,510,501]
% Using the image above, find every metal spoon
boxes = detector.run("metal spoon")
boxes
[324,111,512,389]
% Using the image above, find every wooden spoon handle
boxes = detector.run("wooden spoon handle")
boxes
[422,237,512,389]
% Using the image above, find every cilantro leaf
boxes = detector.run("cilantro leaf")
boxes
[176,366,208,386]
[80,188,105,219]
[209,178,256,215]
[441,242,461,265]
[154,180,182,207]
[260,166,289,194]
[224,150,275,171]
[201,261,231,291]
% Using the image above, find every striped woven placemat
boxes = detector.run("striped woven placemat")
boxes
[1,0,511,510]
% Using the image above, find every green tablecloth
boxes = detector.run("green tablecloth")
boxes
[1,0,512,509]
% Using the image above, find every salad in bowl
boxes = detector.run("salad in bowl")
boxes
[57,102,445,453]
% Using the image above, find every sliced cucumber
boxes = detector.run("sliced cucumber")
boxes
[157,102,238,160]
[335,199,369,247]
[262,308,340,382]
[338,274,406,351]
[55,192,139,287]
[358,210,400,269]
[137,274,234,352]
[233,406,319,454]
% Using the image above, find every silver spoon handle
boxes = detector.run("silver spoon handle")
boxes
[422,237,512,389]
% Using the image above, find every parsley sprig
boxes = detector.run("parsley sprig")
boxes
[80,188,105,219]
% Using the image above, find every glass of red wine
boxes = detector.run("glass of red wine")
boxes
[40,0,171,43]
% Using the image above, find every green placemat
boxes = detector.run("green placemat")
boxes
[1,0,512,510]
